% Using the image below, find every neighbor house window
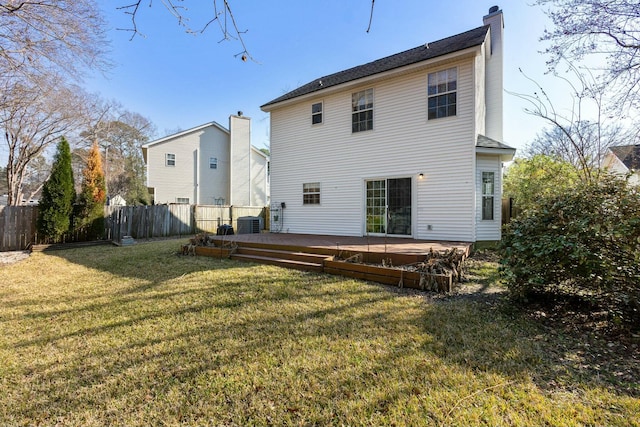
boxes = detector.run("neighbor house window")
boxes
[165,153,176,166]
[209,157,217,169]
[303,182,320,205]
[482,172,495,220]
[352,88,373,132]
[428,67,457,119]
[312,102,323,125]
[176,197,189,204]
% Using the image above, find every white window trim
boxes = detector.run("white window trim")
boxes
[303,182,321,205]
[481,171,495,221]
[427,66,458,120]
[209,157,218,169]
[165,153,176,167]
[312,101,323,125]
[352,88,374,133]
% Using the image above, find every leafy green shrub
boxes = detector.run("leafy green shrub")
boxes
[499,174,640,323]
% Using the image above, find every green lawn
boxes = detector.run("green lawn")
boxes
[0,240,638,426]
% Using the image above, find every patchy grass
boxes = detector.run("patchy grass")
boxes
[0,241,638,426]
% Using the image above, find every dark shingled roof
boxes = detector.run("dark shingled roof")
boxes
[261,25,490,109]
[476,134,515,151]
[610,145,640,170]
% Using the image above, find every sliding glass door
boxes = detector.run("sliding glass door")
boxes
[365,177,411,236]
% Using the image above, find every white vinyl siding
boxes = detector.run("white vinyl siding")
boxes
[269,58,477,241]
[250,146,269,206]
[146,126,230,205]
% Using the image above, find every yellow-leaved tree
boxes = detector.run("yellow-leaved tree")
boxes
[77,141,106,239]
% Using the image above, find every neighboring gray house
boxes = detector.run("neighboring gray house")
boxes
[603,144,640,185]
[142,114,269,206]
[261,7,514,243]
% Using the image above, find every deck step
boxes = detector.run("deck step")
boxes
[235,247,331,264]
[231,253,324,273]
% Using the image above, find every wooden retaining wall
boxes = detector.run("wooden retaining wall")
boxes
[324,260,453,293]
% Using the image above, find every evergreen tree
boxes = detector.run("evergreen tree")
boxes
[78,141,107,239]
[37,137,75,241]
[0,165,8,195]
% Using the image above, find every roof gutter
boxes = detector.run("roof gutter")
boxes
[476,146,516,162]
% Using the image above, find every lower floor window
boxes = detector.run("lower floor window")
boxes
[176,197,190,204]
[482,172,495,220]
[303,182,320,205]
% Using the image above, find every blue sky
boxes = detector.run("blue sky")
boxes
[83,1,563,152]
[3,2,564,168]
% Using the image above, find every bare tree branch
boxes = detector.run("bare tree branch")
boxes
[0,0,110,84]
[366,0,375,33]
[1,76,90,205]
[118,0,257,62]
[536,0,640,112]
[508,63,630,183]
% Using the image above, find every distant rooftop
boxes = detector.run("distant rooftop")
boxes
[610,144,640,170]
[261,25,490,109]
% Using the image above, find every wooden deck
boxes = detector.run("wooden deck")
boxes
[201,233,472,293]
[209,233,472,257]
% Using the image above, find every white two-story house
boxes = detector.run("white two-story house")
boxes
[142,114,269,206]
[260,6,514,243]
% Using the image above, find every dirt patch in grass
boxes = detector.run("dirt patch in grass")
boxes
[0,251,30,266]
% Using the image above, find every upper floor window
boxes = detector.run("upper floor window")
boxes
[165,153,176,166]
[428,67,457,119]
[482,172,495,220]
[303,182,320,205]
[352,88,373,132]
[209,157,218,169]
[312,102,323,125]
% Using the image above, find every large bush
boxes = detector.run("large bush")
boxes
[500,174,640,323]
[503,155,580,213]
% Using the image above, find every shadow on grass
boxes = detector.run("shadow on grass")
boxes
[3,242,639,425]
[47,239,235,281]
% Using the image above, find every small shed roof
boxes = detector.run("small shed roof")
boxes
[476,134,516,161]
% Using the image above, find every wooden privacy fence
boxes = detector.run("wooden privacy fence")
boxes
[0,206,38,251]
[106,204,268,242]
[0,204,268,251]
[501,198,520,225]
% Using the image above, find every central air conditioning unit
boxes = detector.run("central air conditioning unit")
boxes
[237,216,262,234]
